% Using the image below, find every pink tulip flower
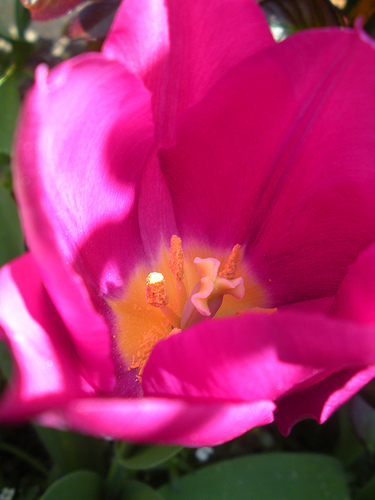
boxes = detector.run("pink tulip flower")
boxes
[2,0,375,446]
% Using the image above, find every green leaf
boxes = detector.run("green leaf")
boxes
[260,0,345,41]
[0,339,12,396]
[117,479,165,500]
[15,0,31,39]
[120,445,183,470]
[107,460,167,499]
[0,340,12,380]
[0,21,11,39]
[159,453,350,500]
[354,474,375,500]
[35,426,109,475]
[334,404,364,466]
[40,470,104,500]
[0,66,20,156]
[0,184,24,266]
[350,396,375,452]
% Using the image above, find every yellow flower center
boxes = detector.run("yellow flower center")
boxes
[110,236,273,380]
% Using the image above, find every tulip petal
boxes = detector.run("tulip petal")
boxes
[15,56,154,294]
[0,254,90,421]
[37,397,275,447]
[103,0,169,89]
[275,241,375,434]
[143,311,375,402]
[138,147,178,258]
[275,366,375,435]
[330,242,375,325]
[104,0,274,146]
[14,55,154,388]
[159,27,375,304]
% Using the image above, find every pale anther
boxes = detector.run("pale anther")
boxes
[146,272,168,307]
[169,235,184,280]
[145,272,180,328]
[219,244,241,279]
[168,235,188,315]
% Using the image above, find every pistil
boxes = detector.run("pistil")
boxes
[180,256,245,329]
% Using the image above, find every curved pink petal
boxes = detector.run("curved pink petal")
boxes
[37,397,275,447]
[275,241,375,434]
[143,311,375,401]
[15,55,154,295]
[330,242,375,325]
[13,55,155,389]
[159,27,375,304]
[103,0,169,89]
[104,0,274,146]
[275,366,375,436]
[14,55,153,390]
[0,254,92,421]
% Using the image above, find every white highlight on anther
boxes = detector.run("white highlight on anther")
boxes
[145,272,179,327]
[146,272,168,307]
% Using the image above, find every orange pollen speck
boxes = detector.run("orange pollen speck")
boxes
[219,244,241,279]
[168,235,184,280]
[146,272,168,307]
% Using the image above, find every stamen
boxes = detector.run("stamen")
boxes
[146,272,168,307]
[219,244,241,279]
[145,272,179,328]
[169,235,184,280]
[168,235,188,315]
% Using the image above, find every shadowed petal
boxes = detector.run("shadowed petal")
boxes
[280,296,334,315]
[143,312,375,401]
[104,0,274,146]
[276,242,375,434]
[275,366,375,435]
[37,397,275,447]
[330,242,375,325]
[0,254,92,421]
[159,27,375,304]
[138,147,178,258]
